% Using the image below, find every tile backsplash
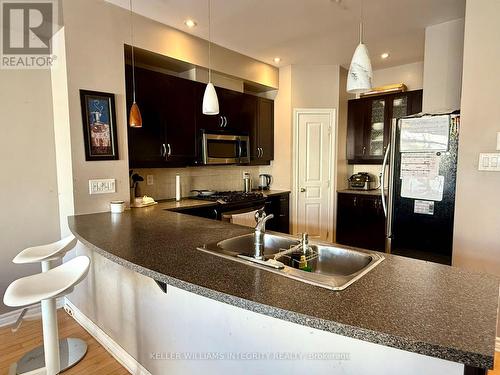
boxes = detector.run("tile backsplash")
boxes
[132,166,263,200]
[351,164,388,187]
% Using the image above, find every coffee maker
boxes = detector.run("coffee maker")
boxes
[258,174,272,190]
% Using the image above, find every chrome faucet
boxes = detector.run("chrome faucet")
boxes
[301,233,309,254]
[254,210,274,260]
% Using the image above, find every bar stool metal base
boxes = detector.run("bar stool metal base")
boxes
[16,338,87,374]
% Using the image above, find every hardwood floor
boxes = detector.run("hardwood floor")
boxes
[0,308,129,374]
[490,352,500,375]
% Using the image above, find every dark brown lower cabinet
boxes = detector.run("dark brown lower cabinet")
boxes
[170,193,290,234]
[264,193,290,234]
[336,192,385,251]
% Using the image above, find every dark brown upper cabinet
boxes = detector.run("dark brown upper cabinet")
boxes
[244,96,274,165]
[256,98,274,162]
[126,66,197,168]
[347,89,423,164]
[194,83,249,134]
[126,65,274,168]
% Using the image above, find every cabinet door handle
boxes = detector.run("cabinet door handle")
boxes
[362,146,366,155]
[167,143,172,157]
[300,188,306,192]
[224,116,228,127]
[353,197,357,207]
[161,143,166,157]
[261,147,264,157]
[219,116,224,128]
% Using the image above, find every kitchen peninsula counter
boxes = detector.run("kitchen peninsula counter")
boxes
[69,203,499,371]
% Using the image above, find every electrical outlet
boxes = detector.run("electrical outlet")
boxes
[147,175,154,185]
[478,153,500,171]
[89,179,116,194]
[242,171,249,178]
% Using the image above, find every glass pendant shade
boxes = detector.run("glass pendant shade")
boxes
[347,42,373,94]
[129,101,142,128]
[202,82,219,115]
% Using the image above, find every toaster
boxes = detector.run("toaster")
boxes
[348,172,378,190]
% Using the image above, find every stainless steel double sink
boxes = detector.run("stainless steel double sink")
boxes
[198,232,384,290]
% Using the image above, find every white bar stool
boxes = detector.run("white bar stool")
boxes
[13,236,78,272]
[4,256,91,375]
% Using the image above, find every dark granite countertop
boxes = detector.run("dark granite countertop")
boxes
[255,189,290,197]
[68,203,499,370]
[338,189,388,196]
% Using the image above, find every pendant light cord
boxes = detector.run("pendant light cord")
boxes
[208,0,212,83]
[130,0,136,103]
[359,0,363,44]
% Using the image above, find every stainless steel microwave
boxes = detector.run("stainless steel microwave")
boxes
[201,133,250,165]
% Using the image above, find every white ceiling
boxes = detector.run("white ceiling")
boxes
[107,0,465,69]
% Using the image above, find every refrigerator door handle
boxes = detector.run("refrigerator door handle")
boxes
[380,143,390,217]
[385,118,398,254]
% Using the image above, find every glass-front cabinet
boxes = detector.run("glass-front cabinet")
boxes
[366,98,386,157]
[347,89,422,164]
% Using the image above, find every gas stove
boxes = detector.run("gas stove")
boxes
[192,191,265,204]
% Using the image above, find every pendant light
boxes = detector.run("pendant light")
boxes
[128,0,142,128]
[202,0,219,115]
[346,0,373,94]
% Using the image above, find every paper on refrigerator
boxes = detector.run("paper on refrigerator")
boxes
[401,175,445,201]
[400,115,450,152]
[400,153,440,178]
[414,200,435,215]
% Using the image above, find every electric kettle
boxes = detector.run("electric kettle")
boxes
[258,174,272,190]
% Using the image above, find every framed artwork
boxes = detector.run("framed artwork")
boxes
[79,89,119,161]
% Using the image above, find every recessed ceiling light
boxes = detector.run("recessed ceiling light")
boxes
[273,57,281,64]
[381,52,390,59]
[184,19,197,28]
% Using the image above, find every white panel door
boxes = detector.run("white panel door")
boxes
[296,112,333,241]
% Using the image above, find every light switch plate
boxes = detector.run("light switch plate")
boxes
[146,175,154,185]
[89,179,116,194]
[478,153,500,171]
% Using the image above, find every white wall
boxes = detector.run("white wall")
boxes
[259,65,292,190]
[51,28,75,237]
[263,64,341,190]
[372,62,424,91]
[260,65,340,236]
[336,67,352,192]
[452,0,500,334]
[0,69,61,314]
[422,19,465,113]
[291,65,340,108]
[180,67,245,93]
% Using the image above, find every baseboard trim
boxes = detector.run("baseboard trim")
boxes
[496,337,500,352]
[64,298,151,375]
[0,298,64,328]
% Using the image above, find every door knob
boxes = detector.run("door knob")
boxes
[300,188,306,192]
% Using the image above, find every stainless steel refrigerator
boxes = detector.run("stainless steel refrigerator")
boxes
[381,112,460,265]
